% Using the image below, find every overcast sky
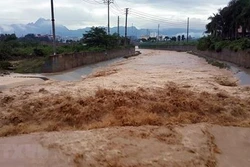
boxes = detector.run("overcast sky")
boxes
[0,0,229,30]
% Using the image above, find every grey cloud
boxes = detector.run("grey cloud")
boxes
[0,0,230,30]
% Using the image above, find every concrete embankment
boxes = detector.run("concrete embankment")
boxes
[42,48,135,73]
[139,45,250,69]
[194,49,250,68]
[139,45,195,52]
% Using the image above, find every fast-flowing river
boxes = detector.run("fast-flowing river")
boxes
[44,57,124,81]
[44,54,250,86]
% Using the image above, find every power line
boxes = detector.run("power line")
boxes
[108,3,188,27]
[110,5,124,15]
[113,1,124,12]
[82,0,102,4]
[110,6,122,16]
[131,11,184,23]
[130,11,186,25]
[93,0,103,4]
[129,12,186,27]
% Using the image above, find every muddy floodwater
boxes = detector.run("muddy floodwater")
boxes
[44,57,124,81]
[1,49,250,167]
[228,63,250,85]
[46,50,250,86]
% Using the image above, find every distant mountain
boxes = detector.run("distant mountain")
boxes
[0,18,88,38]
[111,27,205,38]
[0,18,205,38]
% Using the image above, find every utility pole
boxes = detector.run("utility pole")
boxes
[158,24,160,41]
[187,17,189,43]
[117,16,120,36]
[104,0,113,35]
[125,8,129,45]
[50,0,56,55]
[132,23,133,37]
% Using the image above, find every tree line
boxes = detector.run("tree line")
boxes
[206,0,250,39]
[0,27,132,72]
[0,27,131,61]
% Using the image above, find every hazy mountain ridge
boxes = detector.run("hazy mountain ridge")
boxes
[0,18,205,38]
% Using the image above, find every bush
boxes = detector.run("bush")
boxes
[0,61,12,70]
[233,45,241,52]
[15,57,48,73]
[239,38,250,50]
[33,48,45,57]
[209,44,215,51]
[197,37,250,52]
[214,41,226,52]
[197,37,212,51]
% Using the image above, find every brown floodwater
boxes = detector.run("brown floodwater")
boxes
[46,51,250,86]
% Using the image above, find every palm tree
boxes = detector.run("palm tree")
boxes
[238,0,250,37]
[206,0,250,39]
[206,13,223,38]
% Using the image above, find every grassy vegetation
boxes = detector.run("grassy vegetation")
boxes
[14,57,49,73]
[0,61,12,71]
[197,36,250,52]
[205,59,229,69]
[187,50,230,69]
[0,29,133,73]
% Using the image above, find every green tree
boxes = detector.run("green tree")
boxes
[177,35,181,42]
[205,0,250,39]
[171,36,177,41]
[83,27,108,48]
[181,35,185,41]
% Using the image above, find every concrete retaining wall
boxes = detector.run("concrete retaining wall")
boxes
[139,45,196,52]
[194,49,250,68]
[42,48,135,73]
[139,44,250,68]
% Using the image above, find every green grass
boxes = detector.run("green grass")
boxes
[14,57,48,73]
[0,61,12,71]
[206,59,229,69]
[0,40,133,73]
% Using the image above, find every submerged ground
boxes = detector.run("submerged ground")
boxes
[0,49,250,166]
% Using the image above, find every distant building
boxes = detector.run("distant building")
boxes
[150,32,157,38]
[140,35,150,40]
